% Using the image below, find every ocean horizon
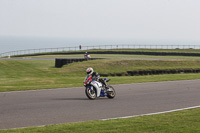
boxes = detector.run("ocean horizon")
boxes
[0,36,200,54]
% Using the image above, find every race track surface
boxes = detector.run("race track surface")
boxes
[0,79,200,130]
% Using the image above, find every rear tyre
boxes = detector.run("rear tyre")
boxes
[85,86,97,100]
[107,86,116,99]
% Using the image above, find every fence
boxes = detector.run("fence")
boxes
[1,44,200,57]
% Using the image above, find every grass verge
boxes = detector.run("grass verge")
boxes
[1,59,200,92]
[1,108,200,133]
[16,53,200,60]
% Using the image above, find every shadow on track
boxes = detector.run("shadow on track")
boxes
[51,97,110,101]
[51,98,89,101]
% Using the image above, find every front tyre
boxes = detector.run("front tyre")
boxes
[85,86,97,100]
[107,86,116,99]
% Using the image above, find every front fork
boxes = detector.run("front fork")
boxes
[88,86,94,93]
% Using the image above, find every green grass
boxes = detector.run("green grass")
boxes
[15,48,200,55]
[17,54,200,60]
[0,59,82,91]
[1,108,200,133]
[1,59,200,92]
[9,48,200,58]
[105,48,200,53]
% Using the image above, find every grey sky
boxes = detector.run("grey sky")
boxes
[0,0,200,41]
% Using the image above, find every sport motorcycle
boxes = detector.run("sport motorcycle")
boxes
[83,75,116,100]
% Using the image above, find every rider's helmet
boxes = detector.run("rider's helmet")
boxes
[86,67,93,75]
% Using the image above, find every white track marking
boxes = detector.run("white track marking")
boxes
[101,105,200,121]
[1,106,200,130]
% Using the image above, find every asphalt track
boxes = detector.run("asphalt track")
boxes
[0,79,200,130]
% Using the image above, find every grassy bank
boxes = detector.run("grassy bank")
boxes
[16,54,200,60]
[1,107,200,132]
[13,48,200,56]
[66,48,200,53]
[1,59,200,92]
[8,48,200,58]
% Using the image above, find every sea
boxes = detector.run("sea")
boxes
[0,36,200,54]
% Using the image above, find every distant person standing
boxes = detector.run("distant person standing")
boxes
[79,45,82,50]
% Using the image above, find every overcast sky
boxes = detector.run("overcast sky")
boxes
[0,0,200,41]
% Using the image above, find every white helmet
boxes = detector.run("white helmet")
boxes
[86,67,93,75]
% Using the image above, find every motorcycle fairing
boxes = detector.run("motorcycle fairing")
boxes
[90,80,102,97]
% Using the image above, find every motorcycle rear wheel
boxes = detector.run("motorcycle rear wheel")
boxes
[85,86,97,100]
[107,86,116,99]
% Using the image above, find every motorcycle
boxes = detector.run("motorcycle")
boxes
[83,75,116,100]
[84,54,91,60]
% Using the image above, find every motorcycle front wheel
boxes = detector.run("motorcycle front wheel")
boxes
[107,86,116,99]
[85,86,97,100]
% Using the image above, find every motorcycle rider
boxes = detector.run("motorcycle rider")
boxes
[86,67,108,89]
[84,52,91,60]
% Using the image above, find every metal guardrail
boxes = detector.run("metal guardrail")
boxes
[1,44,200,58]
